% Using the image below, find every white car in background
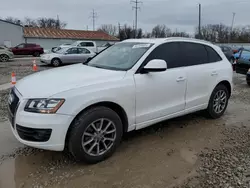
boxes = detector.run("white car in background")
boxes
[8,38,232,164]
[40,47,96,67]
[54,41,113,53]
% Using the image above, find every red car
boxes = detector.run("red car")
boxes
[11,43,44,57]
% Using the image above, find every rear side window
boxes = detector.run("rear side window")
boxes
[180,42,208,66]
[86,42,94,47]
[143,42,181,69]
[205,46,222,62]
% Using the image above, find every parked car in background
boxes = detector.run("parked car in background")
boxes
[235,48,250,86]
[40,47,95,67]
[11,43,44,57]
[9,38,232,164]
[53,41,112,53]
[0,46,14,62]
[219,45,234,62]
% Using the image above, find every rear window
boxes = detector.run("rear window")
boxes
[205,46,222,62]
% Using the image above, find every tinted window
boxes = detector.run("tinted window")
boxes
[25,44,36,47]
[78,48,90,54]
[143,42,181,69]
[205,46,222,62]
[180,42,208,66]
[86,42,94,47]
[66,48,78,54]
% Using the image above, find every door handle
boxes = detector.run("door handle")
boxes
[176,77,186,82]
[211,71,218,76]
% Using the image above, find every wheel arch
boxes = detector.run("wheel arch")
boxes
[65,101,129,149]
[215,80,232,98]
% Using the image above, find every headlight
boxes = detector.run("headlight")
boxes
[24,99,65,113]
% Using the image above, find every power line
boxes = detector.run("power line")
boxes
[131,0,142,38]
[89,9,98,31]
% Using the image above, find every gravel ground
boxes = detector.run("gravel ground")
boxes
[0,63,250,188]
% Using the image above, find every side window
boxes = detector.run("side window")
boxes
[66,48,78,54]
[143,42,181,69]
[86,42,94,47]
[180,42,208,66]
[17,44,25,48]
[205,46,222,62]
[78,48,90,54]
[79,42,87,47]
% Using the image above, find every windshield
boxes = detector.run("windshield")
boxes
[88,42,153,71]
[56,47,69,54]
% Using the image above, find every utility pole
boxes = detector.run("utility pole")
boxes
[90,9,97,31]
[228,12,236,43]
[131,0,142,38]
[198,3,201,39]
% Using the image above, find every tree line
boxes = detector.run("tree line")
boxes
[4,16,67,29]
[194,24,250,43]
[3,17,250,43]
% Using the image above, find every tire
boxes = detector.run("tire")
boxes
[247,82,250,87]
[68,106,123,164]
[206,84,229,119]
[51,58,61,67]
[0,54,9,62]
[33,51,40,57]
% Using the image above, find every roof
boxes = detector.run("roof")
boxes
[123,37,213,45]
[23,27,119,41]
[0,19,23,27]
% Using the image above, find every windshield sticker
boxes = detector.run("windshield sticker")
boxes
[132,44,151,49]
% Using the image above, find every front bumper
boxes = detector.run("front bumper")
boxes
[8,88,75,151]
[40,58,51,64]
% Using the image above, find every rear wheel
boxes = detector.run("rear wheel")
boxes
[33,51,40,57]
[0,54,9,62]
[51,58,61,67]
[206,84,229,119]
[68,106,123,164]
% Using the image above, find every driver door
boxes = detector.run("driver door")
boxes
[134,42,187,128]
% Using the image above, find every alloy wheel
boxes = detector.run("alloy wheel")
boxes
[213,90,227,114]
[82,118,116,156]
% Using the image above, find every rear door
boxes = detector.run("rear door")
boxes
[236,49,250,75]
[62,47,79,64]
[77,48,92,63]
[180,42,223,110]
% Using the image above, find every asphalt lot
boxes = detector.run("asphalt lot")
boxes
[0,58,250,188]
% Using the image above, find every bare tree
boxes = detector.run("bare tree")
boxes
[4,17,22,25]
[151,25,171,38]
[4,16,67,29]
[98,24,117,36]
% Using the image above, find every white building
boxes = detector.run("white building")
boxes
[0,19,24,47]
[0,19,119,48]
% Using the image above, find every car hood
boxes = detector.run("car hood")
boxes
[15,64,126,98]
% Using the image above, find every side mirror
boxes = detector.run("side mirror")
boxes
[141,59,167,73]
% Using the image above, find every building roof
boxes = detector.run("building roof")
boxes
[0,19,23,27]
[23,27,119,41]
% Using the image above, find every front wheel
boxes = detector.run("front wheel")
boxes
[68,106,123,163]
[51,58,61,67]
[33,51,40,57]
[0,54,9,62]
[206,84,229,119]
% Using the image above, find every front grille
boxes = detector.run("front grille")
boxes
[8,88,19,115]
[16,124,52,142]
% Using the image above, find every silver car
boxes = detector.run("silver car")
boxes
[40,47,96,67]
[0,46,14,62]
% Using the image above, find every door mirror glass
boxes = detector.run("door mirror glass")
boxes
[142,59,167,73]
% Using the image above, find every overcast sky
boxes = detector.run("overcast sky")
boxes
[1,0,250,33]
